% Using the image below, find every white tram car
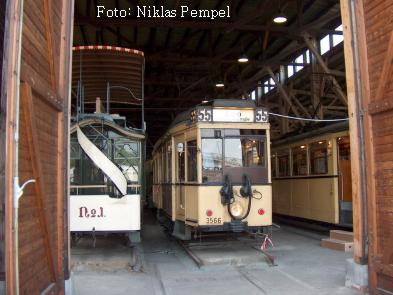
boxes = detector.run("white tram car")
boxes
[69,46,145,242]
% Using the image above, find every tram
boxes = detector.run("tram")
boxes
[271,122,352,227]
[69,46,145,242]
[151,99,272,240]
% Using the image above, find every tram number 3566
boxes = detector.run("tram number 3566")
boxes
[79,206,106,218]
[206,217,222,224]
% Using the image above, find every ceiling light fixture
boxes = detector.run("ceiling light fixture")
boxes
[273,0,287,24]
[215,81,225,88]
[273,13,287,24]
[238,55,249,63]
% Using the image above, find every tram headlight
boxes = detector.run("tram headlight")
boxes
[230,201,244,217]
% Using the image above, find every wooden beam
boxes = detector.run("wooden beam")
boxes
[266,67,307,124]
[303,33,348,105]
[21,83,57,283]
[374,29,393,102]
[43,0,56,89]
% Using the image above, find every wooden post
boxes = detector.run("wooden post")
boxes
[2,0,24,294]
[340,0,369,266]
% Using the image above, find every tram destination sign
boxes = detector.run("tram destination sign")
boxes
[190,107,269,123]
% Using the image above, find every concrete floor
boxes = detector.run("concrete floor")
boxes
[71,212,360,295]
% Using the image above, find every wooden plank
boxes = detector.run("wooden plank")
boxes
[20,83,56,283]
[374,30,393,102]
[58,0,75,282]
[2,0,25,293]
[321,238,354,252]
[43,0,56,90]
[0,0,6,280]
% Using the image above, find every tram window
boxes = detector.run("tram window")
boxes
[292,145,308,176]
[224,138,265,167]
[167,142,172,182]
[177,143,185,182]
[271,154,277,177]
[114,141,140,183]
[201,138,223,183]
[187,140,198,182]
[277,150,290,177]
[162,147,166,182]
[310,141,328,174]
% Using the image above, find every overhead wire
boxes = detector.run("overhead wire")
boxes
[268,112,349,122]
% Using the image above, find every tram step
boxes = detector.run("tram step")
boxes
[330,230,353,242]
[321,238,353,252]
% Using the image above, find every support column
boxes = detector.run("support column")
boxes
[341,0,369,292]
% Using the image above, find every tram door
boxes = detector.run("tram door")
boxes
[337,136,353,226]
[175,137,186,220]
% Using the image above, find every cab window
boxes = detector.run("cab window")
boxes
[201,138,223,183]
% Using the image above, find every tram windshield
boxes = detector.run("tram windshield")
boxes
[201,129,267,183]
[224,138,265,167]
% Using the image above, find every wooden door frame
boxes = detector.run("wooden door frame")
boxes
[2,0,74,293]
[340,0,370,266]
[3,0,24,293]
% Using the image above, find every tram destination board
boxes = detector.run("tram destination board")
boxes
[190,107,269,123]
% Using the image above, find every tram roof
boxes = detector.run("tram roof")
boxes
[72,46,144,110]
[272,121,349,148]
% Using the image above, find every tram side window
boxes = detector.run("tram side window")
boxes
[310,141,328,174]
[271,154,277,177]
[202,138,223,183]
[292,145,308,176]
[277,150,290,177]
[167,142,172,182]
[162,146,166,183]
[187,140,197,182]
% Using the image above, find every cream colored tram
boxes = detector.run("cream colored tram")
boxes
[152,99,272,239]
[271,122,352,226]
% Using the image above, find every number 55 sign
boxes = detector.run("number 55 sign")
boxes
[255,109,269,123]
[191,108,212,122]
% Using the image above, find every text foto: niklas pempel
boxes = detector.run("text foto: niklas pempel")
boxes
[96,5,231,20]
